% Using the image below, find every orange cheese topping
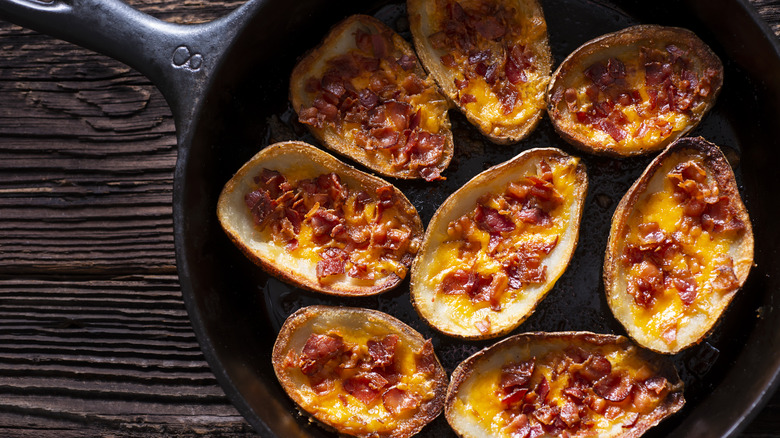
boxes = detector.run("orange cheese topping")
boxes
[298,21,450,180]
[283,327,439,434]
[426,0,549,128]
[554,43,719,153]
[426,158,578,334]
[621,154,745,348]
[244,168,418,285]
[451,342,671,437]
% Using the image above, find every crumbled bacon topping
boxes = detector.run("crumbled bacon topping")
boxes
[244,169,418,282]
[557,44,719,143]
[428,0,535,114]
[496,348,667,435]
[299,27,447,180]
[623,160,743,308]
[438,160,563,310]
[287,332,436,415]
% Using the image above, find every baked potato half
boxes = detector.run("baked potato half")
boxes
[290,14,453,181]
[272,305,447,438]
[604,137,754,354]
[217,141,423,296]
[547,25,723,156]
[408,0,552,144]
[411,148,587,339]
[445,332,685,438]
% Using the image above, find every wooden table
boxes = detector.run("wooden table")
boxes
[1,0,778,436]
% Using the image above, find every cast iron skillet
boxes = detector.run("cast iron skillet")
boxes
[2,0,780,436]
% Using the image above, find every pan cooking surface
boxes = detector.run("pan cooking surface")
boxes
[193,0,773,436]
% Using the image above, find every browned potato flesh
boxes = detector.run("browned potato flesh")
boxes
[604,137,754,353]
[411,148,587,339]
[445,332,685,438]
[290,14,453,181]
[547,25,723,156]
[217,141,423,296]
[272,305,448,438]
[409,0,552,144]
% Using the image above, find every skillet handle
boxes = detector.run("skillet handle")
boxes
[0,0,260,133]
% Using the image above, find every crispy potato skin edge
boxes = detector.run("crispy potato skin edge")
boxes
[408,0,552,144]
[444,331,686,438]
[289,14,454,179]
[546,25,724,157]
[603,136,755,354]
[216,141,423,297]
[271,305,448,438]
[410,148,588,340]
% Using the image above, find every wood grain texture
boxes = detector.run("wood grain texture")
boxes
[0,0,778,436]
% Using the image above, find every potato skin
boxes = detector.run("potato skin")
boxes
[272,305,448,438]
[547,25,723,156]
[408,0,552,144]
[217,141,423,296]
[604,137,754,353]
[290,14,453,180]
[445,331,685,438]
[410,148,587,340]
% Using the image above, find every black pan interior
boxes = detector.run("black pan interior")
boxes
[176,0,780,436]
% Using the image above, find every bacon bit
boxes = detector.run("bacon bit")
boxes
[507,414,531,438]
[672,271,697,305]
[440,53,457,67]
[497,83,519,114]
[712,255,739,292]
[245,189,273,226]
[535,375,550,403]
[644,376,668,395]
[662,325,678,344]
[564,88,578,111]
[299,333,345,375]
[622,412,640,428]
[475,317,491,334]
[460,93,477,104]
[316,247,348,279]
[309,375,336,394]
[367,334,399,369]
[594,372,633,402]
[343,371,389,405]
[440,269,477,295]
[532,404,558,425]
[382,387,422,415]
[415,339,438,375]
[575,353,612,384]
[475,204,516,234]
[559,402,581,428]
[501,359,536,391]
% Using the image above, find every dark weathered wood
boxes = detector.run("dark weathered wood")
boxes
[0,0,778,436]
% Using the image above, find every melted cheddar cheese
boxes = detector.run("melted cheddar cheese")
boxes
[285,327,439,434]
[552,39,720,154]
[425,158,579,334]
[424,0,550,136]
[245,167,418,287]
[621,154,743,349]
[450,338,677,437]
